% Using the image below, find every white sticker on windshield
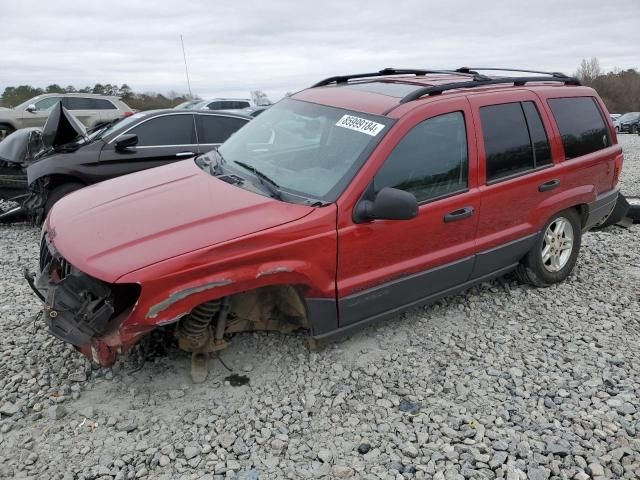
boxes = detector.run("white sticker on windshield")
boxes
[335,115,385,136]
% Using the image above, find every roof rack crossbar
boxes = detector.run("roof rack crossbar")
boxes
[456,67,571,78]
[399,76,582,104]
[311,68,479,88]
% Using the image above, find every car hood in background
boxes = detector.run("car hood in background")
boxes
[47,160,314,282]
[41,102,87,148]
[0,128,44,165]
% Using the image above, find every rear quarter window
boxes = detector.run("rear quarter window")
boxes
[547,97,610,159]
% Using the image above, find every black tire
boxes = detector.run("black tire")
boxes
[43,182,84,218]
[627,196,640,224]
[632,125,639,135]
[0,124,15,142]
[515,209,582,287]
[615,126,620,133]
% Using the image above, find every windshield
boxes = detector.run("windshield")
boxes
[89,112,146,141]
[217,98,392,201]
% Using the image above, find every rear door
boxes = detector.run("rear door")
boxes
[89,98,121,124]
[195,114,249,153]
[97,113,198,180]
[468,92,561,279]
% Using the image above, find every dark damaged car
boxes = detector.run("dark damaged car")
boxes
[30,68,624,383]
[0,103,250,222]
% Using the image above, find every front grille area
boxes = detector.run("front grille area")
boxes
[39,234,52,272]
[39,233,73,280]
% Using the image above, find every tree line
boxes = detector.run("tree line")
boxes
[1,59,638,113]
[0,84,192,111]
[574,58,640,113]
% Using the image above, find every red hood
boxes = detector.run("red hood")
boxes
[47,160,313,282]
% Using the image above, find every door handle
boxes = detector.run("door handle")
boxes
[539,179,560,192]
[443,207,474,223]
[175,151,195,157]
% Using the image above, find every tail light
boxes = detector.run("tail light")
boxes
[613,153,624,186]
[123,111,134,117]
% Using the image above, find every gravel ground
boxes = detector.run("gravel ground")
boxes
[0,135,639,480]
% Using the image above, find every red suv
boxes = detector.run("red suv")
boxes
[30,68,623,382]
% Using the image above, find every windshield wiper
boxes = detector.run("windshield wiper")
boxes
[195,147,226,176]
[233,161,282,200]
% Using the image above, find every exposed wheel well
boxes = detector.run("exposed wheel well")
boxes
[37,174,86,191]
[176,283,311,341]
[224,284,311,334]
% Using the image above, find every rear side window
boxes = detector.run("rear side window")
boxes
[197,115,248,144]
[90,98,117,110]
[63,97,94,110]
[375,111,468,203]
[128,114,196,146]
[548,97,610,159]
[480,101,552,182]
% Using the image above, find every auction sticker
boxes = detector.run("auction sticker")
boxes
[335,115,385,136]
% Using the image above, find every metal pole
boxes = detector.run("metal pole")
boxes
[180,34,193,98]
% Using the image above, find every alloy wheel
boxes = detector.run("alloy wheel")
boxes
[541,217,574,272]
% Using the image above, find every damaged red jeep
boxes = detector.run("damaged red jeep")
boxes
[29,68,623,382]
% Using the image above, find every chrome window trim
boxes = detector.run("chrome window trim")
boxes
[134,144,199,149]
[108,112,247,145]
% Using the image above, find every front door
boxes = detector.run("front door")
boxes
[336,100,480,327]
[96,113,198,182]
[19,96,63,128]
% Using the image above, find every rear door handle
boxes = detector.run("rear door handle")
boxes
[175,151,195,157]
[539,179,560,192]
[443,206,474,223]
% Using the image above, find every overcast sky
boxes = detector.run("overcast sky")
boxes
[2,0,638,101]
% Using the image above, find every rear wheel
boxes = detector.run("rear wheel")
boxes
[43,182,84,218]
[0,124,15,141]
[515,209,582,287]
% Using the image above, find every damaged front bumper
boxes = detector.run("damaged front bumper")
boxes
[26,232,141,366]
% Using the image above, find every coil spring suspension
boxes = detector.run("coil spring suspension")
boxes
[178,300,220,349]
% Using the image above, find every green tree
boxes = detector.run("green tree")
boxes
[45,84,65,93]
[1,85,44,108]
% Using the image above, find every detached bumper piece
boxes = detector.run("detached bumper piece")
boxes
[44,272,115,346]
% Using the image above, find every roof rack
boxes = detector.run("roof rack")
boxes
[455,67,573,78]
[399,74,581,104]
[311,67,483,88]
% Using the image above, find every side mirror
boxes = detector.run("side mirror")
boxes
[115,133,138,151]
[354,187,419,223]
[25,104,37,113]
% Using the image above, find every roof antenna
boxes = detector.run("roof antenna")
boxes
[180,34,194,99]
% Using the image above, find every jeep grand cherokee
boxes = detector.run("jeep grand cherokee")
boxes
[29,67,623,382]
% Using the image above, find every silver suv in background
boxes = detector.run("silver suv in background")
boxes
[0,93,134,140]
[192,98,254,113]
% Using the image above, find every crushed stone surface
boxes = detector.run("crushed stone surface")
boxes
[0,135,638,479]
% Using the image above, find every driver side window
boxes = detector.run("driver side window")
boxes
[375,111,468,203]
[34,97,62,111]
